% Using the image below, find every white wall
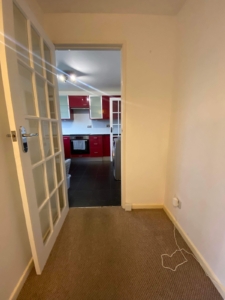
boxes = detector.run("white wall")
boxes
[44,13,177,205]
[165,0,225,293]
[25,0,44,26]
[0,65,32,300]
[62,111,111,135]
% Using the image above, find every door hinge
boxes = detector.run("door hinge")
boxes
[6,131,17,142]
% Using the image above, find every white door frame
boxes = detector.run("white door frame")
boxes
[55,44,125,209]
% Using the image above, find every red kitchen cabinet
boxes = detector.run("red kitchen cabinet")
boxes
[90,135,103,157]
[63,136,71,158]
[102,135,110,156]
[69,96,89,108]
[102,96,110,119]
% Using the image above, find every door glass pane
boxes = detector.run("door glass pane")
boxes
[112,125,121,135]
[118,101,121,113]
[13,5,29,64]
[27,119,42,164]
[112,101,119,113]
[48,85,56,119]
[58,184,65,211]
[44,43,53,82]
[18,63,36,116]
[31,27,43,75]
[50,192,59,225]
[113,113,121,125]
[39,203,51,243]
[33,164,46,207]
[36,75,48,118]
[55,155,62,184]
[52,122,59,153]
[46,158,56,194]
[42,121,52,157]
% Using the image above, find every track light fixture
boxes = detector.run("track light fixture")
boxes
[58,72,76,83]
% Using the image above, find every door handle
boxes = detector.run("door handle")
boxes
[22,133,38,138]
[19,126,38,153]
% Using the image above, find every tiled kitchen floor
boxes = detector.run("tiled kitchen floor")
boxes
[68,160,121,207]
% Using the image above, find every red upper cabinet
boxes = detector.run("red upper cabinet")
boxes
[69,96,89,108]
[102,96,110,120]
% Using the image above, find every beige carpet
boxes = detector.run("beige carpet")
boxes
[18,208,222,300]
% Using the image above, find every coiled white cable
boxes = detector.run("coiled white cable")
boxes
[161,225,198,272]
[161,223,222,295]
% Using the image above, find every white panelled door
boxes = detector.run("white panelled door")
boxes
[0,0,69,274]
[110,97,121,161]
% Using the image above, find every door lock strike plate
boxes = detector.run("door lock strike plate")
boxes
[6,131,17,142]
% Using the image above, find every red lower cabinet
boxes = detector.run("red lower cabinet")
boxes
[102,135,110,157]
[90,135,103,157]
[63,136,71,158]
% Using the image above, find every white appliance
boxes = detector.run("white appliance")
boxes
[113,137,121,180]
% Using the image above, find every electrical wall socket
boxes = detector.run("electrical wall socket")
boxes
[87,125,92,128]
[106,124,110,127]
[173,197,182,209]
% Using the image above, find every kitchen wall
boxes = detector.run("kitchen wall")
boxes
[44,13,177,206]
[165,0,225,294]
[62,110,111,135]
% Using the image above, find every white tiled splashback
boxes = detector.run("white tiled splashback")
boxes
[61,110,111,135]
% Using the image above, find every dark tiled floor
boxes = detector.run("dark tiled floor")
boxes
[68,160,121,207]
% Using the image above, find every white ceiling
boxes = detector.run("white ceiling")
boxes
[37,0,186,15]
[55,50,121,94]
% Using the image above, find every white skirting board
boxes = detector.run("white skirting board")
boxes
[163,206,225,300]
[9,258,33,300]
[131,204,163,209]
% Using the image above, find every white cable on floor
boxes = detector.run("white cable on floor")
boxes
[161,223,222,293]
[161,225,198,272]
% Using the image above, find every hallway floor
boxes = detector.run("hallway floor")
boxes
[18,208,222,300]
[68,160,121,207]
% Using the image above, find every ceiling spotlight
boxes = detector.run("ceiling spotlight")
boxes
[58,74,67,82]
[70,74,76,82]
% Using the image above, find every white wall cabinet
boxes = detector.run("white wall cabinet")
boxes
[59,96,71,120]
[89,95,103,119]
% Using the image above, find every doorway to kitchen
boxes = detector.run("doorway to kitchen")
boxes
[55,47,122,207]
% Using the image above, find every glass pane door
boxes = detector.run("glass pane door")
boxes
[14,1,68,248]
[110,98,121,161]
[0,0,69,274]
